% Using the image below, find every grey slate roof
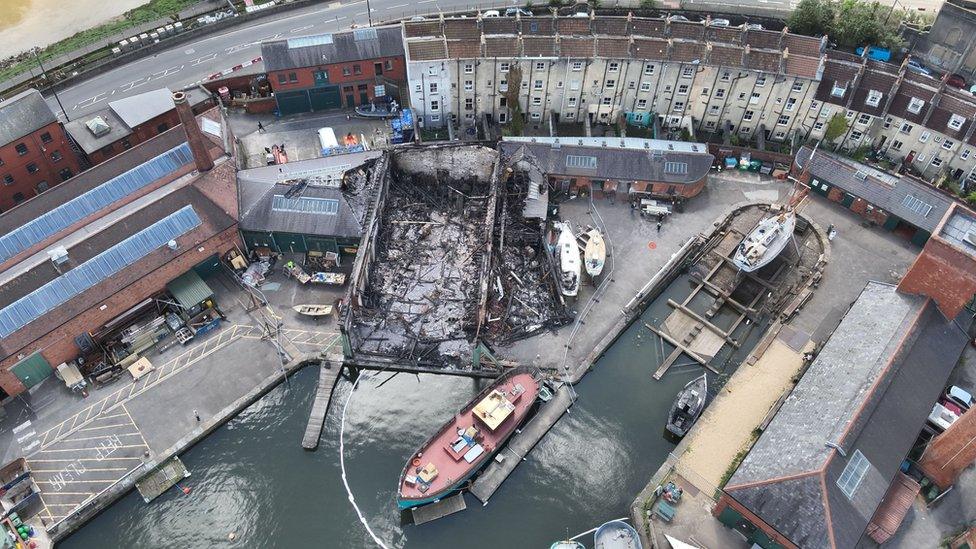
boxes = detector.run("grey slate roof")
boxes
[261,27,405,72]
[940,205,976,259]
[238,152,382,239]
[796,146,955,234]
[0,89,57,145]
[726,282,971,548]
[499,137,713,186]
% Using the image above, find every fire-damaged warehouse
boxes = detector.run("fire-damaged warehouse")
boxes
[341,144,569,372]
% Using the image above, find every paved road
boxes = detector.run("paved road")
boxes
[49,0,507,119]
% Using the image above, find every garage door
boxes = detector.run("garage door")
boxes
[309,86,341,111]
[12,352,53,389]
[276,90,310,115]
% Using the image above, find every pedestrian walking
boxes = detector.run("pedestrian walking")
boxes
[194,410,201,422]
[656,221,662,233]
[257,121,265,133]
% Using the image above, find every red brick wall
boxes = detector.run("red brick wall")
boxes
[919,407,976,489]
[268,56,406,92]
[547,174,706,199]
[898,233,976,320]
[0,122,83,211]
[87,111,184,166]
[714,494,801,549]
[0,226,240,397]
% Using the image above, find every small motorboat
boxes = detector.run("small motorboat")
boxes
[584,229,606,277]
[555,221,581,297]
[355,98,400,119]
[594,519,642,549]
[732,209,796,273]
[665,374,708,438]
[293,304,333,317]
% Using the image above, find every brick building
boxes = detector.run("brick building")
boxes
[500,136,713,200]
[0,89,83,212]
[0,95,238,398]
[64,87,213,166]
[261,27,406,115]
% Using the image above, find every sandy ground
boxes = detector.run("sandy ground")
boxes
[0,0,148,58]
[676,334,815,493]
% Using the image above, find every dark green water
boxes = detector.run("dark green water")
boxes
[61,276,764,548]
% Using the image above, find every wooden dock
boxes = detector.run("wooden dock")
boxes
[302,361,342,450]
[470,385,574,504]
[135,457,190,503]
[411,493,467,525]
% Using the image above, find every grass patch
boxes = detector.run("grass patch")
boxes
[1,0,201,83]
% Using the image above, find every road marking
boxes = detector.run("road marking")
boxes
[50,433,142,443]
[28,457,145,462]
[36,479,116,484]
[290,25,315,33]
[185,48,196,55]
[190,52,218,66]
[418,0,436,3]
[76,423,131,433]
[32,467,129,473]
[388,3,409,8]
[35,444,148,453]
[150,65,184,80]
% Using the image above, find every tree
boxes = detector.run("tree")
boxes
[823,112,848,144]
[640,0,657,8]
[505,64,525,136]
[966,191,976,205]
[787,0,835,37]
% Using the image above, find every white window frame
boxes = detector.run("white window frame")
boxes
[535,61,545,70]
[831,81,847,98]
[866,89,883,107]
[743,110,755,121]
[673,101,685,112]
[572,61,583,71]
[682,66,694,78]
[908,97,925,114]
[637,99,648,109]
[500,62,510,73]
[677,84,688,95]
[756,75,767,87]
[943,139,955,151]
[464,63,474,74]
[608,61,620,72]
[919,131,931,143]
[639,82,651,92]
[949,114,966,131]
[644,64,655,75]
[777,115,790,126]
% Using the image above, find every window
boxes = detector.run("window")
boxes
[464,80,473,91]
[40,132,53,144]
[500,62,510,73]
[608,62,620,72]
[427,66,436,76]
[353,65,361,75]
[288,72,298,82]
[535,79,544,90]
[602,97,612,106]
[2,174,12,185]
[500,97,507,107]
[532,96,542,106]
[891,140,904,151]
[572,61,583,71]
[919,131,930,143]
[831,81,847,98]
[628,81,635,89]
[605,79,615,89]
[810,100,820,110]
[837,450,871,499]
[464,63,473,74]
[963,149,972,160]
[499,79,508,91]
[15,143,27,156]
[570,80,580,91]
[949,114,966,131]
[750,92,760,104]
[917,153,927,162]
[26,163,38,174]
[465,98,473,111]
[58,168,73,181]
[429,83,438,93]
[908,97,925,114]
[640,82,651,92]
[682,66,694,78]
[12,193,25,204]
[756,75,766,87]
[857,113,871,125]
[785,98,797,112]
[701,87,710,96]
[644,64,655,75]
[566,155,598,169]
[931,157,944,167]
[314,70,329,84]
[738,92,747,100]
[900,122,914,134]
[739,126,750,134]
[385,59,393,71]
[530,112,541,120]
[814,121,825,131]
[883,116,892,129]
[374,62,383,76]
[792,82,803,92]
[430,100,439,111]
[498,112,507,123]
[568,97,577,106]
[536,61,546,70]
[744,110,755,121]
[677,84,688,95]
[156,123,169,133]
[564,112,575,119]
[943,139,955,151]
[664,162,688,174]
[343,67,351,76]
[720,71,731,82]
[715,89,726,99]
[637,99,648,109]
[36,181,48,193]
[903,194,934,217]
[709,105,720,114]
[866,89,883,107]
[850,130,863,142]
[558,81,564,89]
[51,150,62,162]
[777,115,790,126]
[673,101,685,112]
[774,131,786,138]
[430,114,440,122]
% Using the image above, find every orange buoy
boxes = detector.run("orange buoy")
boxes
[411,457,421,467]
[648,241,657,250]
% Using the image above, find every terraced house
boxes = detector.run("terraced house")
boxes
[402,14,976,190]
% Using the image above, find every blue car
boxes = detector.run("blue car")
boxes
[855,45,891,62]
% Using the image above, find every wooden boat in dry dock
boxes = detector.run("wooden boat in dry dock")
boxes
[665,374,708,438]
[584,229,606,277]
[293,304,333,317]
[732,209,796,273]
[397,366,541,510]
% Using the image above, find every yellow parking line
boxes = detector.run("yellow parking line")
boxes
[28,456,145,462]
[75,423,132,432]
[32,467,129,473]
[37,492,96,496]
[35,444,148,453]
[52,433,143,444]
[36,479,116,484]
[121,404,151,450]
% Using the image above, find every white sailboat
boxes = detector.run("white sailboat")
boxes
[584,229,606,277]
[731,209,796,273]
[555,222,581,297]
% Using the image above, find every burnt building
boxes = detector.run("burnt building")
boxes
[0,89,83,212]
[261,27,406,115]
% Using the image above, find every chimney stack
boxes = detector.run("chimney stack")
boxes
[172,91,214,173]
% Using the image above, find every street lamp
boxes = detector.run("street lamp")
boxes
[32,47,69,122]
[367,0,373,26]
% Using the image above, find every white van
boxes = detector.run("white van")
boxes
[318,127,339,151]
[483,9,500,17]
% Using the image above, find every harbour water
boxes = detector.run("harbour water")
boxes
[61,276,766,548]
[0,0,148,58]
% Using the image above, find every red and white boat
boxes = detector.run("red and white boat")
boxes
[397,366,541,510]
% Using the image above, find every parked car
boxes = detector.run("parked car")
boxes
[505,7,532,16]
[855,45,892,62]
[907,57,933,77]
[946,385,974,410]
[572,11,590,17]
[744,23,764,31]
[668,14,689,22]
[928,402,961,433]
[711,18,731,27]
[409,16,426,21]
[947,73,967,89]
[483,9,500,17]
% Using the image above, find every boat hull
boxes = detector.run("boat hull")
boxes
[665,375,707,438]
[732,211,796,273]
[556,222,581,296]
[594,520,642,549]
[584,230,606,277]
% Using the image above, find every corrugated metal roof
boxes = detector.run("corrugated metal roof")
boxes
[166,269,213,309]
[261,27,404,72]
[865,473,920,543]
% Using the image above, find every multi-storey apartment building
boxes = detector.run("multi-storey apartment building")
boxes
[402,14,976,190]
